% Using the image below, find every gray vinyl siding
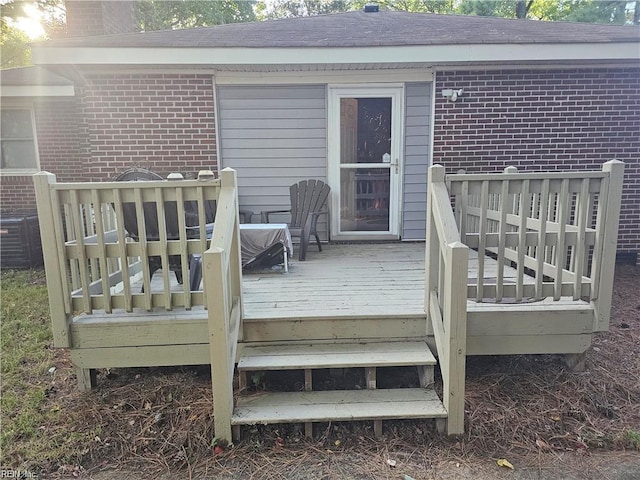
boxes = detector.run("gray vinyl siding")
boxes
[217,85,328,239]
[402,82,432,240]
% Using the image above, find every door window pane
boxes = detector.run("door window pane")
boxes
[340,168,390,232]
[1,109,38,170]
[340,97,391,164]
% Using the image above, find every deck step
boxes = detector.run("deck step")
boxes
[231,388,446,425]
[237,341,436,371]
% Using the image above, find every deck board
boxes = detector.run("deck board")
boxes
[242,242,539,320]
[232,388,447,425]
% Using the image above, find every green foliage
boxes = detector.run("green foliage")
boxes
[257,0,352,19]
[135,0,256,31]
[457,0,519,18]
[1,18,31,68]
[529,0,631,24]
[626,430,640,449]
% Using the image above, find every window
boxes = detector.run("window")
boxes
[1,109,39,173]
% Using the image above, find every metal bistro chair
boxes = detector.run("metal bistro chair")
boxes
[261,179,330,261]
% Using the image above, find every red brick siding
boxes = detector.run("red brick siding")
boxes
[1,98,84,212]
[1,176,36,213]
[65,1,136,37]
[434,67,640,255]
[80,73,217,180]
[65,1,105,37]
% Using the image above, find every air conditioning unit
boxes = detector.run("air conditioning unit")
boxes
[0,213,44,269]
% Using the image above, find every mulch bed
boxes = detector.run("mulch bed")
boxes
[39,264,640,478]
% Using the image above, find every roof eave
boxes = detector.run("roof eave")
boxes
[1,85,76,97]
[31,43,640,67]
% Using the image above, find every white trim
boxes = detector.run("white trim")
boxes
[0,169,41,177]
[432,61,640,72]
[211,75,222,172]
[32,43,640,67]
[429,74,437,174]
[0,105,41,174]
[1,85,75,97]
[327,85,404,239]
[214,69,434,85]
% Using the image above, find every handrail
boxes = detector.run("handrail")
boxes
[33,171,222,345]
[425,164,469,435]
[204,168,243,444]
[447,160,624,331]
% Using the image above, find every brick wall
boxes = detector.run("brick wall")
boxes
[65,0,136,37]
[80,73,217,180]
[1,73,216,212]
[434,67,640,256]
[1,98,84,212]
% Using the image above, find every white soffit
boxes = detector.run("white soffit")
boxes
[32,42,640,67]
[1,85,75,97]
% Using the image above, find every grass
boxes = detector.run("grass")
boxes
[0,269,100,472]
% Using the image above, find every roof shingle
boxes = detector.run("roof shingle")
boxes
[37,11,640,49]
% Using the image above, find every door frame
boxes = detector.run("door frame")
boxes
[327,84,405,240]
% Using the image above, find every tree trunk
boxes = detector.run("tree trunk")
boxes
[516,0,527,18]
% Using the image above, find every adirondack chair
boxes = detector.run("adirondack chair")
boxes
[114,168,215,286]
[261,179,330,261]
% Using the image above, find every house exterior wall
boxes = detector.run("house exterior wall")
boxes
[1,73,217,212]
[1,97,84,212]
[217,85,328,235]
[433,66,640,257]
[80,73,217,181]
[402,82,432,240]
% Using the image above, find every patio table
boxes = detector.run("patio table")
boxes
[188,223,293,290]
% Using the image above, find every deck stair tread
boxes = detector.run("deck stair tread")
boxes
[232,388,446,425]
[237,341,436,371]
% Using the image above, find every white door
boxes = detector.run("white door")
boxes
[328,86,404,239]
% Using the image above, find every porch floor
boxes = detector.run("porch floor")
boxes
[241,242,578,321]
[243,242,426,320]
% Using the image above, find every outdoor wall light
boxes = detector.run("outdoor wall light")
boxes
[442,88,464,102]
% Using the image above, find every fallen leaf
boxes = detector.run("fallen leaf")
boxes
[387,459,397,467]
[497,459,514,470]
[334,440,341,447]
[551,415,561,421]
[275,437,285,447]
[213,445,224,455]
[144,401,152,410]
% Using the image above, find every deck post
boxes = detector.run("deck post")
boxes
[592,160,625,331]
[425,165,445,335]
[205,246,233,444]
[33,172,71,348]
[443,241,468,435]
[220,168,244,338]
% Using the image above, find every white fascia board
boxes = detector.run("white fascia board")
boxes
[214,69,434,85]
[32,42,640,66]
[1,85,75,97]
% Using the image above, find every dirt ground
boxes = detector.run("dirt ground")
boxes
[85,452,640,480]
[6,264,639,479]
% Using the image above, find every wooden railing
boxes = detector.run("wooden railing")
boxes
[448,160,624,331]
[33,170,223,347]
[35,167,243,443]
[204,169,243,444]
[425,165,469,435]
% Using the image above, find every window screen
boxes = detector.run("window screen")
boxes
[1,109,38,170]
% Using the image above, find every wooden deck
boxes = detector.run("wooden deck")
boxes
[243,242,426,320]
[242,242,587,320]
